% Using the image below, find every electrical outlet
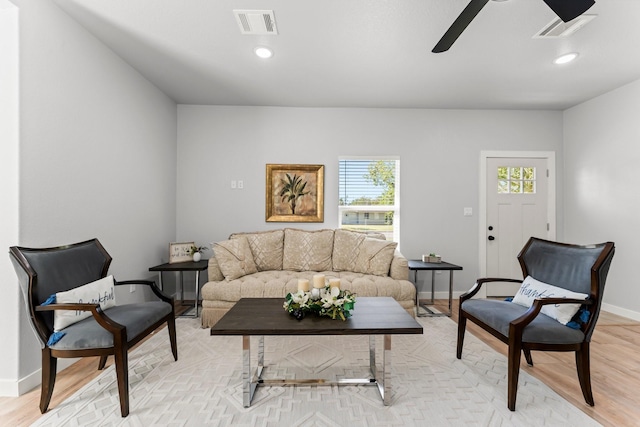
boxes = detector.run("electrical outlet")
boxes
[231,180,237,189]
[238,180,244,189]
[463,207,473,216]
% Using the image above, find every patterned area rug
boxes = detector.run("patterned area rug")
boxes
[32,316,600,426]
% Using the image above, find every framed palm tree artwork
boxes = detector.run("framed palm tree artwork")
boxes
[265,164,324,222]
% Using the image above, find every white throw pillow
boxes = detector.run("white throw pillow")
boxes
[53,275,116,331]
[512,275,588,325]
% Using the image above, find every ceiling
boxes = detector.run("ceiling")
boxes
[50,0,640,110]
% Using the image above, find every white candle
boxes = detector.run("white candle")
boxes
[329,278,341,289]
[298,279,310,292]
[313,274,325,289]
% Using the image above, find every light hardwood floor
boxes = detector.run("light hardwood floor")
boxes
[1,301,639,426]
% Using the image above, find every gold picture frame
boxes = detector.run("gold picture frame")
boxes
[169,241,195,264]
[265,164,324,222]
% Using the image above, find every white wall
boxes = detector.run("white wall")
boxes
[0,3,20,396]
[2,0,178,395]
[564,77,640,319]
[177,105,563,297]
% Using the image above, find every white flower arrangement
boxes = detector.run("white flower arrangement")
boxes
[284,285,356,321]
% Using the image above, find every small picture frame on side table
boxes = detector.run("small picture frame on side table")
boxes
[169,242,195,264]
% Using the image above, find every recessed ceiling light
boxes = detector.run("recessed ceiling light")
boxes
[554,52,579,65]
[254,47,273,59]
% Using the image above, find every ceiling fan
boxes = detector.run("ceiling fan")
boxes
[432,0,596,53]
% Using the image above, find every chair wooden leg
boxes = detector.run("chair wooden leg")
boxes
[456,315,467,359]
[523,349,533,366]
[98,355,108,370]
[113,333,130,417]
[576,342,594,406]
[167,316,178,361]
[507,340,522,411]
[40,348,57,414]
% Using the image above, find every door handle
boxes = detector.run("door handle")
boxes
[488,235,495,241]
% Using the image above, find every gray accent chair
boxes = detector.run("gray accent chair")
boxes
[9,239,178,417]
[457,237,615,411]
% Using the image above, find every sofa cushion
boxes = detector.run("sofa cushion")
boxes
[353,238,397,276]
[283,228,334,272]
[213,237,258,281]
[332,229,366,271]
[461,299,585,344]
[200,270,416,305]
[230,230,284,271]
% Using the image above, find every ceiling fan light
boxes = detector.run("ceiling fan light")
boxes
[554,52,579,65]
[254,47,273,59]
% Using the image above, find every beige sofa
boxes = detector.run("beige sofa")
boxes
[200,228,416,328]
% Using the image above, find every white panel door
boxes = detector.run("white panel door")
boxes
[485,157,549,296]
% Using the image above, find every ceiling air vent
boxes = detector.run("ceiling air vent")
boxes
[233,10,278,35]
[534,14,596,38]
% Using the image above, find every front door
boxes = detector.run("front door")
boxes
[485,156,552,296]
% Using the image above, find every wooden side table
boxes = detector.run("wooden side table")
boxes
[407,260,462,317]
[149,260,208,317]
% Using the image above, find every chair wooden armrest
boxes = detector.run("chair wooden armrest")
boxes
[115,279,174,304]
[35,303,126,333]
[460,277,522,302]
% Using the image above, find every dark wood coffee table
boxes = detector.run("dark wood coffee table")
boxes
[210,297,423,407]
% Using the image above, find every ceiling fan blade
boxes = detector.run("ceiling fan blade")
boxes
[543,0,595,22]
[432,0,490,53]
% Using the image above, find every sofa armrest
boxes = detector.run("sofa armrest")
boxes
[389,250,409,280]
[208,257,224,282]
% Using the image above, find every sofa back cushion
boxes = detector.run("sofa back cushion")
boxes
[283,228,334,272]
[230,230,284,271]
[333,229,366,271]
[213,237,258,281]
[353,238,397,276]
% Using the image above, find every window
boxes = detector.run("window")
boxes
[339,157,400,243]
[497,166,536,194]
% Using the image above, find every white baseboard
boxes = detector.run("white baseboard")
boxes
[601,302,640,322]
[0,358,79,397]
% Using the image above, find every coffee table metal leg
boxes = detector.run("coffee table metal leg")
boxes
[243,335,251,407]
[257,335,264,376]
[382,335,391,405]
[243,336,264,408]
[369,335,378,380]
[369,335,376,377]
